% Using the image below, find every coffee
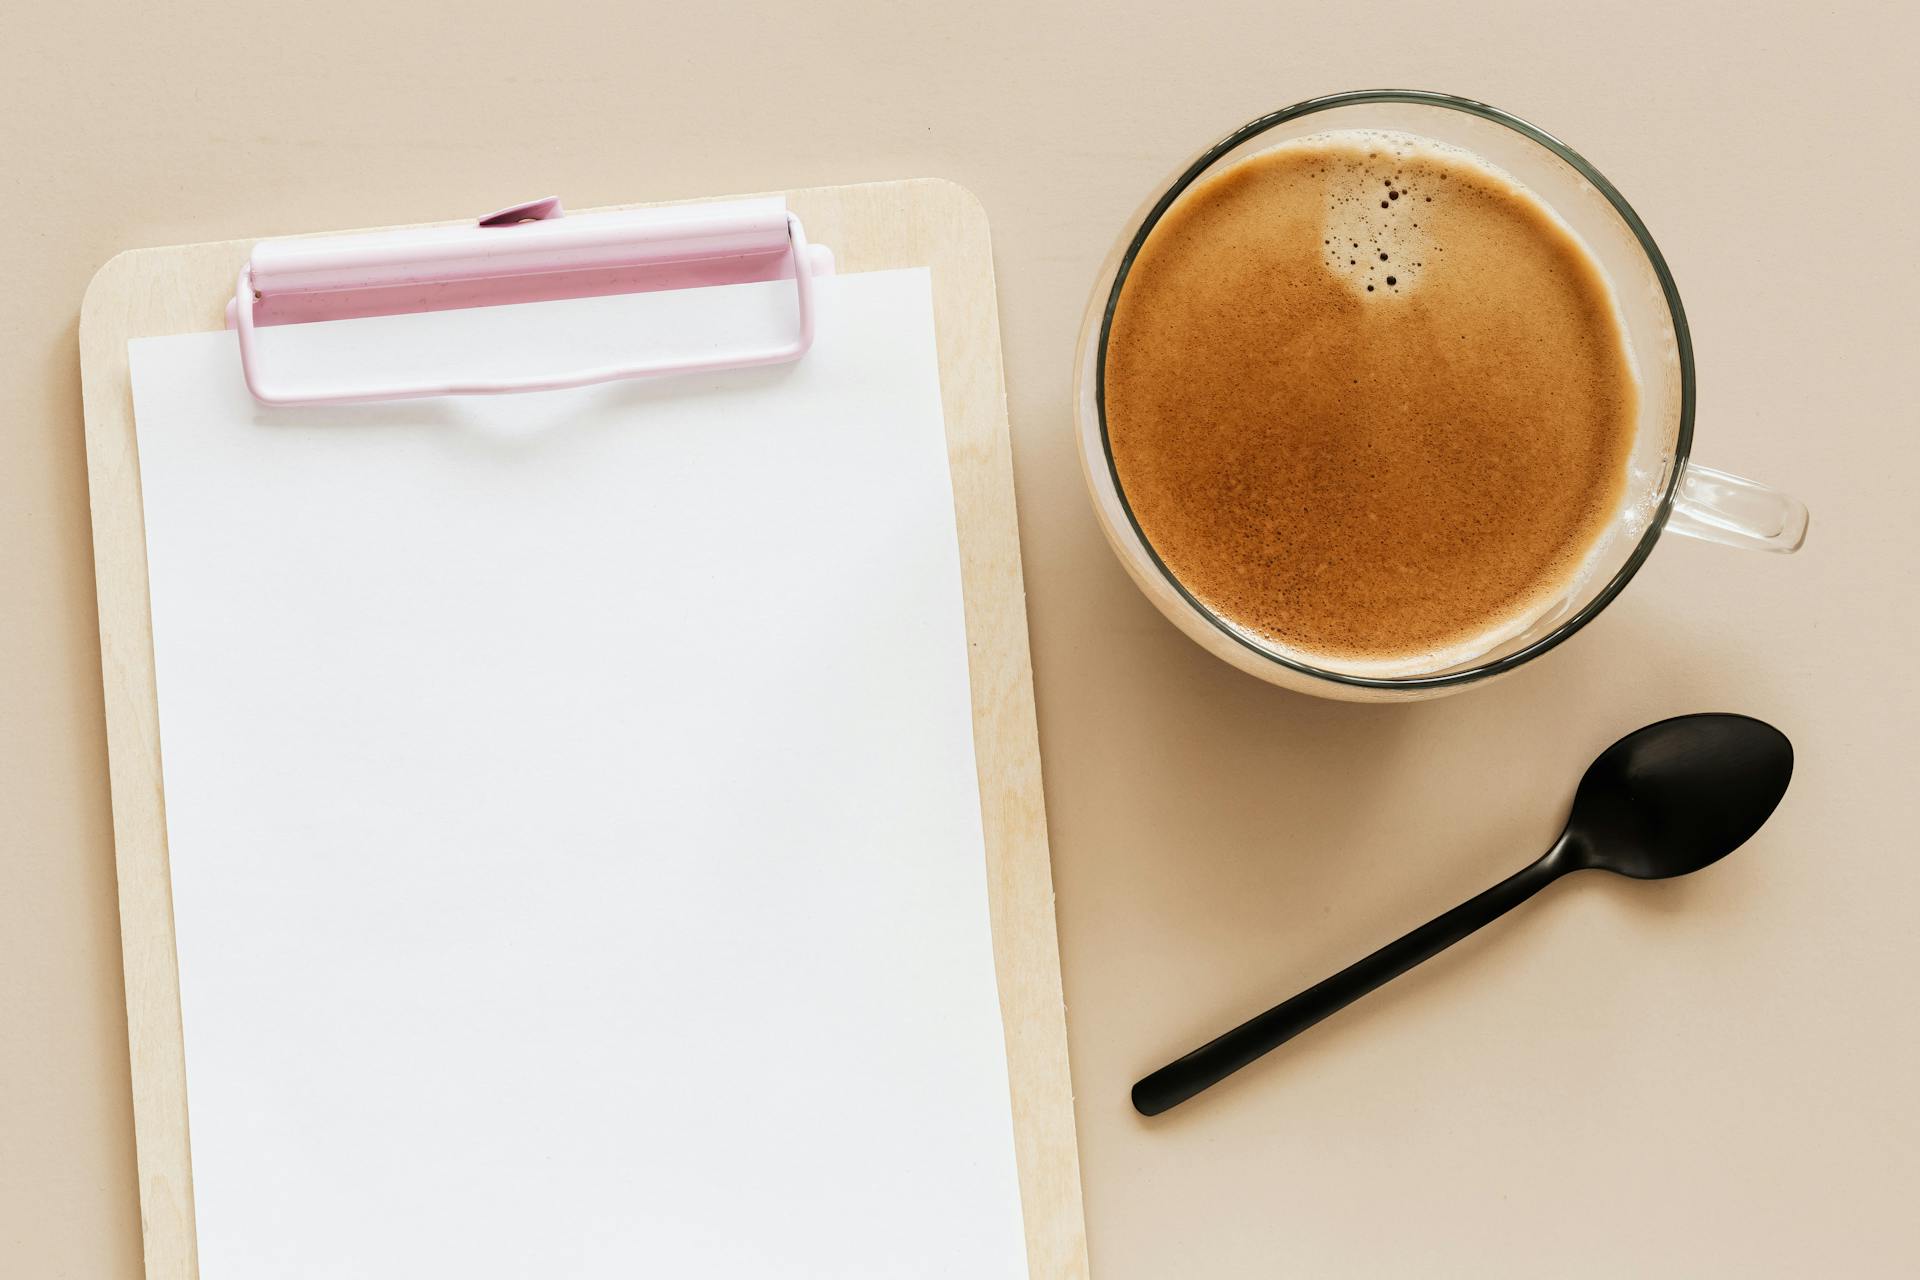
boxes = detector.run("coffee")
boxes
[1103,130,1638,670]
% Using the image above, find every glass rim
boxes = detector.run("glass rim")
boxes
[1093,88,1696,691]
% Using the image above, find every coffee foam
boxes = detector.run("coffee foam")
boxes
[1103,129,1641,672]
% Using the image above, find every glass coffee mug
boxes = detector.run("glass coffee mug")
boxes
[1074,90,1807,702]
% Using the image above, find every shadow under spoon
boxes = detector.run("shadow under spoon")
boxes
[1131,712,1794,1117]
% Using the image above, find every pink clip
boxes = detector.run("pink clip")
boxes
[229,197,831,406]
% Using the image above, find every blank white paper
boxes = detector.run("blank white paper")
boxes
[128,269,1027,1279]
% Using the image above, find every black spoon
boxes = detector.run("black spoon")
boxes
[1132,712,1794,1117]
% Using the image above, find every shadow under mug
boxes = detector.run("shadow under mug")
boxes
[1073,90,1808,703]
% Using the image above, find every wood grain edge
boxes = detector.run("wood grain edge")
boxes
[80,247,201,1280]
[877,178,1090,1279]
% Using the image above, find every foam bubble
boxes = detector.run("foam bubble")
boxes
[1241,129,1518,302]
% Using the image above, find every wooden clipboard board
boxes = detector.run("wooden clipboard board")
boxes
[79,178,1088,1279]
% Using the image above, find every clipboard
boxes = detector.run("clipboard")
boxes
[79,178,1088,1279]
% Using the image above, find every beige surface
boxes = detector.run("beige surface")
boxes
[3,2,1916,1276]
[77,181,1087,1280]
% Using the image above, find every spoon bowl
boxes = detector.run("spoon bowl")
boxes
[1565,713,1794,880]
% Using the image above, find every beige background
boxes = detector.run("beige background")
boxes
[3,1,1915,1276]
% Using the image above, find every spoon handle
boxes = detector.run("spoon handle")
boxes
[1132,849,1568,1116]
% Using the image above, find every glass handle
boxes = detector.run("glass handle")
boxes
[1665,461,1809,554]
